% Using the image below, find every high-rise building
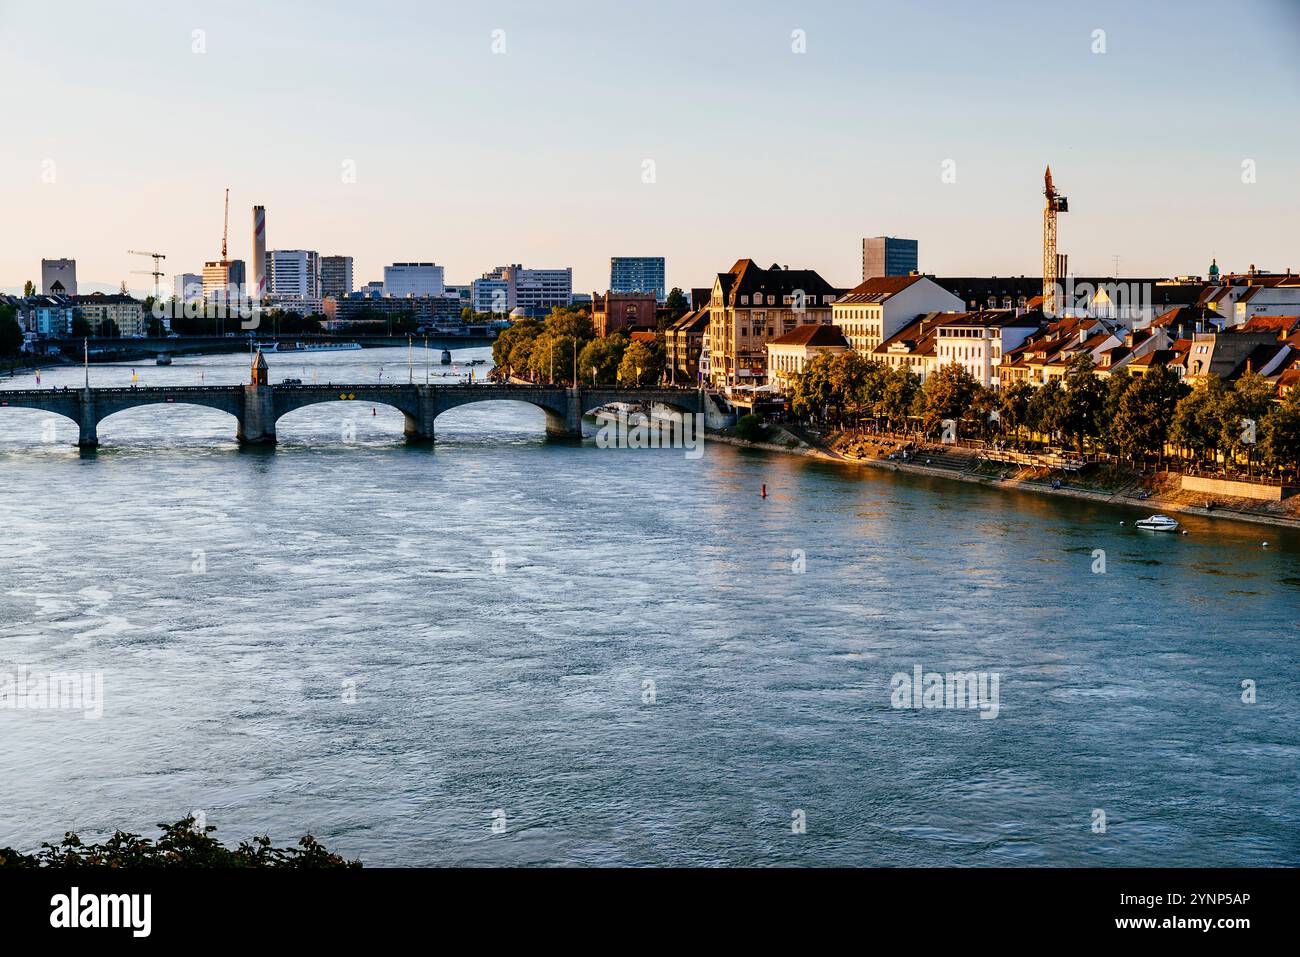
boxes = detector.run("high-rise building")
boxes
[173,272,204,302]
[610,257,666,302]
[252,206,268,301]
[862,237,918,280]
[471,264,572,314]
[267,250,321,299]
[321,256,354,298]
[384,262,445,297]
[41,258,78,296]
[203,260,246,301]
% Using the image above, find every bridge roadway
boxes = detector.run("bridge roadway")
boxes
[0,382,717,448]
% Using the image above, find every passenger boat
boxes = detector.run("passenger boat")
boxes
[440,349,452,365]
[155,353,172,366]
[1135,514,1179,532]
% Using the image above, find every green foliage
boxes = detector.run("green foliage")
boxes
[1109,365,1185,465]
[734,413,766,442]
[578,333,629,385]
[617,340,663,386]
[917,363,981,437]
[1261,387,1300,471]
[664,287,689,319]
[0,816,359,869]
[0,302,22,356]
[1169,374,1226,459]
[1057,353,1107,452]
[23,280,35,297]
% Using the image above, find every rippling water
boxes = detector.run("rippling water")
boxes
[1,348,1297,865]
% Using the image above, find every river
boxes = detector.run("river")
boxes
[1,347,1297,865]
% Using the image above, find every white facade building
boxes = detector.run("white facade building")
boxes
[471,264,572,314]
[933,312,1041,388]
[833,275,963,355]
[384,262,445,298]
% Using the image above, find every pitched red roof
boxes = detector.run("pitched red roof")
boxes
[768,323,849,348]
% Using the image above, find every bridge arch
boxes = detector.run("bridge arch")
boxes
[0,404,82,446]
[273,396,424,443]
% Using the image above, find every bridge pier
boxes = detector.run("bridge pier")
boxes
[403,387,436,444]
[238,384,277,445]
[77,390,98,448]
[543,388,584,440]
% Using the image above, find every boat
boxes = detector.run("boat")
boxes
[253,341,279,353]
[1135,514,1180,532]
[155,354,172,366]
[440,349,452,365]
[281,377,303,386]
[278,341,362,353]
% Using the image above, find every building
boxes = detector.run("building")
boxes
[471,264,573,314]
[592,291,657,337]
[706,259,842,388]
[767,324,851,392]
[666,307,710,384]
[320,256,354,299]
[252,206,268,300]
[384,263,445,298]
[203,260,247,302]
[19,295,75,336]
[862,237,917,280]
[173,273,204,303]
[73,293,144,337]
[874,312,946,379]
[934,275,1202,323]
[41,258,78,296]
[832,275,964,355]
[324,294,462,328]
[267,250,321,300]
[610,257,666,302]
[933,311,1041,388]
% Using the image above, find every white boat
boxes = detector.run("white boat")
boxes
[1135,514,1180,532]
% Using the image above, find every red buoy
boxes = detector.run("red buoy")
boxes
[761,484,767,499]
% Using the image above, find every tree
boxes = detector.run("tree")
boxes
[23,280,35,297]
[788,352,837,422]
[0,303,22,355]
[1261,388,1300,475]
[491,318,543,372]
[527,333,580,384]
[617,340,662,386]
[734,413,766,442]
[544,305,595,341]
[998,381,1033,447]
[917,363,981,437]
[664,287,689,320]
[1057,353,1107,453]
[878,365,920,433]
[1100,370,1133,455]
[578,333,629,385]
[1027,379,1064,443]
[1217,371,1273,475]
[1110,365,1185,467]
[1169,375,1226,466]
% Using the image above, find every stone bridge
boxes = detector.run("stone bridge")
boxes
[0,383,721,448]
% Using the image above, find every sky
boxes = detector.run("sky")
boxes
[1,0,1298,296]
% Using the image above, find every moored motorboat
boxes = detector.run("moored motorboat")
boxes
[1135,514,1179,532]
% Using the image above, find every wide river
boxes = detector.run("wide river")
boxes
[1,347,1296,866]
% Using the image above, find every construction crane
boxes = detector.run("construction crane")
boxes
[1042,166,1068,316]
[127,249,167,298]
[220,187,230,262]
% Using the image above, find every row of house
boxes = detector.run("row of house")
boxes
[646,258,1300,400]
[0,293,147,339]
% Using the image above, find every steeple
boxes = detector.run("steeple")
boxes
[251,348,269,386]
[1208,257,1220,281]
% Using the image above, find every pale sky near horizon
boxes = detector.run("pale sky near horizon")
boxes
[2,0,1297,296]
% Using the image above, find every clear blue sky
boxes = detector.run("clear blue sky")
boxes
[2,0,1297,295]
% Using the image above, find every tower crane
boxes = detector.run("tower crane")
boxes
[220,187,230,262]
[1042,166,1068,316]
[127,249,167,298]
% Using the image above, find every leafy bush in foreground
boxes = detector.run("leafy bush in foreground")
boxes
[0,816,360,868]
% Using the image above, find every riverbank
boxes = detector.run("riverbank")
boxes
[707,427,1300,533]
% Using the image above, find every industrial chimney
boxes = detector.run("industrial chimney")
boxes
[252,205,267,301]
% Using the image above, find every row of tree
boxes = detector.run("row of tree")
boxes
[490,305,667,386]
[787,351,1300,474]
